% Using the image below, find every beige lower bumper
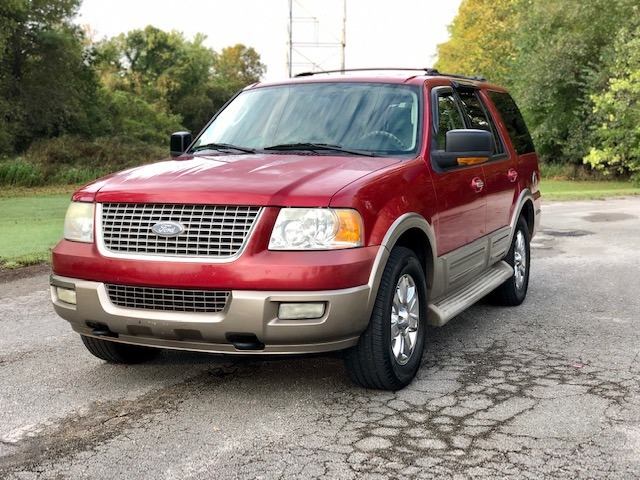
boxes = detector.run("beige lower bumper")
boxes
[50,275,371,354]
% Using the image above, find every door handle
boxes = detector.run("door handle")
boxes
[471,177,484,193]
[508,168,518,182]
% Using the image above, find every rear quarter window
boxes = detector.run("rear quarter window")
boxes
[487,91,536,155]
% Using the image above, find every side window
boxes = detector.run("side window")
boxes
[435,89,465,149]
[457,89,505,155]
[487,90,536,154]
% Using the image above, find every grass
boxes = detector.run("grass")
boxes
[0,193,72,268]
[540,179,640,201]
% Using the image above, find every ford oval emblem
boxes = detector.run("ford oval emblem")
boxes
[151,221,185,237]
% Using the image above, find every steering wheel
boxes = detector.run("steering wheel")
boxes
[360,130,407,150]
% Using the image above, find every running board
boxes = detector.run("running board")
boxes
[427,261,513,327]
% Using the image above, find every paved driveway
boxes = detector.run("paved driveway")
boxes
[1,198,639,479]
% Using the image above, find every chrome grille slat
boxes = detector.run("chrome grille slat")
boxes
[106,284,229,313]
[100,204,261,258]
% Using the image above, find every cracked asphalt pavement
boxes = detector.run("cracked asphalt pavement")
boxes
[1,198,639,479]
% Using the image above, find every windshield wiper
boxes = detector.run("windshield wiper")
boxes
[191,143,256,154]
[263,142,375,157]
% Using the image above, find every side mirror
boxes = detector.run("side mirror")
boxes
[170,131,192,157]
[445,129,493,156]
[433,129,494,169]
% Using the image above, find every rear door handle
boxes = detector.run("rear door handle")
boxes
[471,177,484,193]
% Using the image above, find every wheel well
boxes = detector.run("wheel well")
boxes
[518,200,535,239]
[392,228,434,290]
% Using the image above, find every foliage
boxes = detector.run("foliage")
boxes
[0,0,101,154]
[98,89,184,145]
[510,0,637,163]
[584,21,640,183]
[91,28,266,133]
[435,0,520,86]
[213,44,267,87]
[0,158,43,187]
[0,2,267,177]
[437,0,640,175]
[0,136,168,187]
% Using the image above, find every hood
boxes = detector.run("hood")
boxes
[75,153,401,206]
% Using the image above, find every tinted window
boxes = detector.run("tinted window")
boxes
[487,90,536,154]
[457,89,504,155]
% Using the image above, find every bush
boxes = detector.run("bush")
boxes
[0,159,45,186]
[583,25,640,184]
[0,136,170,187]
[28,135,167,168]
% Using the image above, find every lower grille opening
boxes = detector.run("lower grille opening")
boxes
[106,284,230,313]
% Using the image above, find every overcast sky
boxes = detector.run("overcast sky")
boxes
[76,0,461,80]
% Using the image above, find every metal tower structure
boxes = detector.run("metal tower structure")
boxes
[287,0,346,77]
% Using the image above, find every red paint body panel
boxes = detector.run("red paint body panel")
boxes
[52,240,379,291]
[75,154,399,207]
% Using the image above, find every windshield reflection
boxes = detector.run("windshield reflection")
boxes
[193,82,421,156]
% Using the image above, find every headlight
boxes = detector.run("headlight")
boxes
[63,202,95,243]
[269,208,363,250]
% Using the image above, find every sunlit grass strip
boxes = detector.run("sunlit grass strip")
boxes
[541,180,640,201]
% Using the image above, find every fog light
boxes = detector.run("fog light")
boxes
[278,302,325,320]
[56,286,77,305]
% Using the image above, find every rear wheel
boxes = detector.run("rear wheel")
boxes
[492,216,530,306]
[344,246,427,390]
[81,335,160,364]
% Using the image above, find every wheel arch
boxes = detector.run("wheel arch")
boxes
[511,189,537,240]
[366,213,436,317]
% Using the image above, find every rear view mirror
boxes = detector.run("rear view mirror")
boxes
[170,131,192,157]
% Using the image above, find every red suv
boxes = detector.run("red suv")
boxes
[51,69,541,390]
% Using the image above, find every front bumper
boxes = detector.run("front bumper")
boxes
[51,274,371,354]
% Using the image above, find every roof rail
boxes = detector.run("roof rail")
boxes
[294,68,486,82]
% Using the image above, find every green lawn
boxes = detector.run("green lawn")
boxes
[0,194,71,268]
[540,179,640,201]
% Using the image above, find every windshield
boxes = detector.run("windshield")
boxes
[192,82,421,155]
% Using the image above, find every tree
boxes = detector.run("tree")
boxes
[212,44,266,87]
[510,0,637,163]
[438,0,640,165]
[0,0,99,154]
[435,0,520,86]
[92,26,214,108]
[584,22,640,183]
[92,33,267,133]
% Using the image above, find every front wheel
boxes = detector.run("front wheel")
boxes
[81,335,160,364]
[344,246,427,390]
[492,216,531,306]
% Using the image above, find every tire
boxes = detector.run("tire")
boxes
[492,216,530,306]
[80,335,160,364]
[344,246,427,391]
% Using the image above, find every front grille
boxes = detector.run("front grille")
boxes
[106,284,229,313]
[100,204,261,258]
